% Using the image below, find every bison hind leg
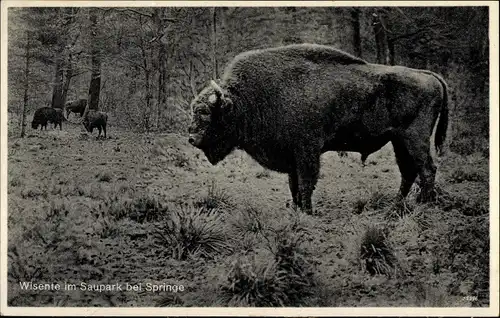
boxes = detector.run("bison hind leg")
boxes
[392,138,419,198]
[416,154,437,203]
[392,134,437,203]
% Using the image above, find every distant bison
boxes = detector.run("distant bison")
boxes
[65,99,87,118]
[31,107,64,130]
[188,44,448,214]
[83,110,108,138]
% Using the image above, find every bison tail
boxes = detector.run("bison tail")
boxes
[433,74,449,156]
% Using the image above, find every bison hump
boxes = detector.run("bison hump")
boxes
[278,44,367,65]
[229,44,366,70]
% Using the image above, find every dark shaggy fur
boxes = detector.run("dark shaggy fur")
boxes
[31,107,63,130]
[188,43,449,214]
[65,99,87,118]
[83,110,108,138]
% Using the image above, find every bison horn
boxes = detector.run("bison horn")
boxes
[210,80,224,97]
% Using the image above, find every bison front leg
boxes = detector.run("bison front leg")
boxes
[288,170,301,209]
[294,150,321,215]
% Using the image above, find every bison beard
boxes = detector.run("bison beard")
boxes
[188,44,449,214]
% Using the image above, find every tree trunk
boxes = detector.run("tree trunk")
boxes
[351,8,362,58]
[138,15,152,132]
[51,48,64,109]
[154,8,168,129]
[61,52,73,107]
[20,30,31,138]
[372,11,390,65]
[144,69,152,131]
[85,8,101,118]
[211,7,218,79]
[157,47,166,128]
[388,39,395,65]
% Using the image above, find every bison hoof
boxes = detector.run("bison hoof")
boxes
[417,188,437,203]
[301,208,314,215]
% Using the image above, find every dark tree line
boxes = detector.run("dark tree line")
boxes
[8,6,489,144]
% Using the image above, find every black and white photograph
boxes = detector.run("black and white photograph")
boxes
[1,0,498,315]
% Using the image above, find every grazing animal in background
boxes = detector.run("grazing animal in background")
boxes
[83,110,108,138]
[52,108,64,130]
[188,44,448,214]
[65,99,87,118]
[31,107,64,130]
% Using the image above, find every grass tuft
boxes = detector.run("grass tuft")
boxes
[360,227,398,277]
[230,205,265,237]
[220,255,287,306]
[155,293,185,307]
[195,180,232,210]
[97,172,112,182]
[449,166,486,183]
[353,198,368,214]
[100,193,168,223]
[435,187,488,216]
[219,212,315,306]
[153,204,230,260]
[367,191,395,210]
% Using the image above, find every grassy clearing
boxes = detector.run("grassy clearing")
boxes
[7,122,490,307]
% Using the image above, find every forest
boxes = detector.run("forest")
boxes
[8,6,489,143]
[6,5,492,308]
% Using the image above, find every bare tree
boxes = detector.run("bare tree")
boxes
[153,8,168,129]
[211,7,218,79]
[372,10,390,65]
[61,50,73,107]
[60,8,80,107]
[351,8,362,58]
[50,8,78,109]
[84,8,101,118]
[20,30,31,138]
[51,46,64,109]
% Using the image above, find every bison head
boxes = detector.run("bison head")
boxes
[82,118,91,132]
[188,80,237,165]
[31,121,38,129]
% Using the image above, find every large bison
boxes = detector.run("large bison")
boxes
[82,110,108,138]
[31,107,64,130]
[188,44,448,214]
[65,99,87,118]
